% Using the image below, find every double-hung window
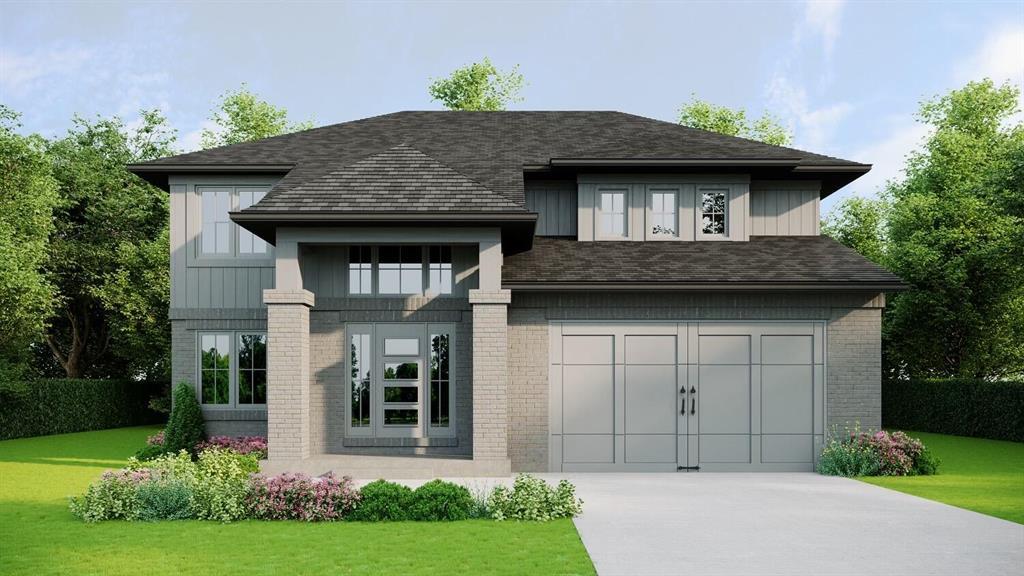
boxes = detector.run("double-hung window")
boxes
[598,190,627,238]
[197,331,267,407]
[701,190,728,236]
[200,189,232,255]
[197,186,272,258]
[237,189,267,254]
[648,188,679,239]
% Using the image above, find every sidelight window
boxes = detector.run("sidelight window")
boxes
[350,332,372,428]
[429,332,451,428]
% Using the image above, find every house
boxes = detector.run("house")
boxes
[129,111,903,475]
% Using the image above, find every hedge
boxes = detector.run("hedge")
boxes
[882,379,1024,442]
[0,379,164,440]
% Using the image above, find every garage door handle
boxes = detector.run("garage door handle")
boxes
[689,386,696,415]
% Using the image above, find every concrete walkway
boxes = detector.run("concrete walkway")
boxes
[562,473,1024,576]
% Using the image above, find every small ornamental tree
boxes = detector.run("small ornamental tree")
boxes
[164,382,205,455]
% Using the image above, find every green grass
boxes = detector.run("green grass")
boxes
[860,432,1024,524]
[0,427,595,576]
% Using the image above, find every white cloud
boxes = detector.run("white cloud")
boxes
[766,75,853,151]
[847,119,930,197]
[0,47,93,95]
[955,24,1024,89]
[799,0,846,58]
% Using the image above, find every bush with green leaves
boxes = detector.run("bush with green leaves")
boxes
[883,379,1024,442]
[70,468,151,522]
[408,480,475,521]
[487,474,583,521]
[190,447,260,521]
[817,433,882,477]
[163,382,205,455]
[135,479,193,521]
[818,426,940,477]
[350,480,414,521]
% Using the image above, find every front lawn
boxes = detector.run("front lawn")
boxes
[860,432,1024,524]
[0,427,594,576]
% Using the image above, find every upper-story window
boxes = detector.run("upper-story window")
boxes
[201,189,231,254]
[349,246,454,297]
[238,190,267,254]
[349,246,373,295]
[701,191,728,236]
[649,189,678,238]
[428,246,453,295]
[598,190,627,238]
[379,246,423,295]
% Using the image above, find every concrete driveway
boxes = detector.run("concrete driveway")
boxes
[558,473,1024,576]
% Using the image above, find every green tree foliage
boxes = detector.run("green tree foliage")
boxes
[677,96,792,146]
[826,80,1024,379]
[0,106,60,366]
[428,57,526,111]
[200,84,313,149]
[821,196,888,264]
[44,110,176,379]
[164,382,206,454]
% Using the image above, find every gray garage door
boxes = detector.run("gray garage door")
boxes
[548,322,825,472]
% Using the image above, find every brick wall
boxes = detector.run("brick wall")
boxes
[469,290,512,461]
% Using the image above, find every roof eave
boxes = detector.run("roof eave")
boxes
[503,281,908,291]
[125,163,295,190]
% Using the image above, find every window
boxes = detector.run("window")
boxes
[238,190,267,254]
[199,334,230,404]
[348,247,373,295]
[350,333,371,427]
[428,246,453,294]
[237,334,267,404]
[649,190,678,237]
[379,246,423,295]
[598,191,627,238]
[384,362,418,379]
[701,191,728,235]
[429,333,450,428]
[201,189,231,254]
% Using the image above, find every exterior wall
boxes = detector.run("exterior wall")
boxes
[524,180,577,236]
[168,174,279,310]
[749,181,821,236]
[506,291,885,472]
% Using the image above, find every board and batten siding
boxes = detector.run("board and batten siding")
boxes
[169,174,280,311]
[524,180,577,236]
[749,181,821,236]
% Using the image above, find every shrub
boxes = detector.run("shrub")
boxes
[196,436,268,459]
[408,480,474,521]
[190,447,259,522]
[248,472,360,521]
[164,383,205,455]
[134,430,168,461]
[135,480,193,521]
[350,480,414,521]
[818,432,882,477]
[882,379,1024,442]
[69,469,151,522]
[0,379,162,440]
[488,474,583,521]
[913,446,941,476]
[818,426,939,477]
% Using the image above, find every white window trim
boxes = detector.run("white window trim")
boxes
[697,187,730,240]
[645,185,682,241]
[195,330,268,410]
[595,188,630,240]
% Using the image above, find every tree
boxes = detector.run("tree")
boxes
[827,79,1024,379]
[200,84,313,149]
[821,196,888,264]
[44,111,176,379]
[677,96,792,146]
[428,57,525,111]
[0,106,61,368]
[164,382,205,454]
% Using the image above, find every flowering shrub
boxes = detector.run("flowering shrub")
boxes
[248,472,359,521]
[70,469,152,522]
[819,426,940,477]
[196,436,268,459]
[488,474,583,521]
[146,430,165,446]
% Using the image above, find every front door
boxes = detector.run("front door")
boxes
[375,324,424,438]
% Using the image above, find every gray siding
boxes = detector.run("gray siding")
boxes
[525,180,577,236]
[749,181,821,236]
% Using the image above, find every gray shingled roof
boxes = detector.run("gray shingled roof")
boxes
[502,236,905,288]
[134,111,867,211]
[253,144,522,212]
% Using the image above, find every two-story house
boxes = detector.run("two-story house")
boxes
[129,111,903,475]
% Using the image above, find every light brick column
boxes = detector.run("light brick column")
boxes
[263,288,315,461]
[469,289,512,463]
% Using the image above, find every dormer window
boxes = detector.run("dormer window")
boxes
[598,190,627,238]
[701,191,728,236]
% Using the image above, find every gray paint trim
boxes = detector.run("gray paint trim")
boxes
[504,283,908,291]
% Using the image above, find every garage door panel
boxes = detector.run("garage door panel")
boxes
[699,435,750,463]
[698,365,750,434]
[761,365,813,434]
[761,435,813,463]
[563,365,614,434]
[762,335,813,365]
[625,365,677,434]
[624,335,676,365]
[563,435,614,463]
[699,335,750,364]
[625,435,676,463]
[563,335,613,365]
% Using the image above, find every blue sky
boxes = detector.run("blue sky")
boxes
[2,1,1022,213]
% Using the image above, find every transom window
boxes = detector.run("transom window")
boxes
[701,191,728,235]
[379,246,424,295]
[348,247,373,295]
[198,331,267,407]
[649,190,678,237]
[347,246,454,296]
[598,191,627,238]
